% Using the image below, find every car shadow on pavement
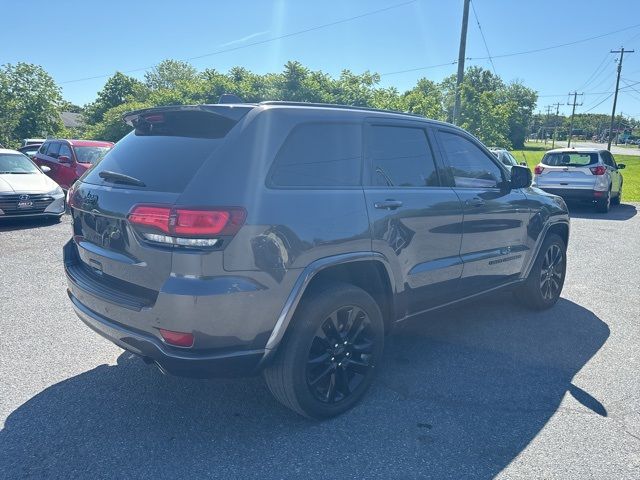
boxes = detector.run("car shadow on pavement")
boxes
[568,202,637,221]
[0,216,62,232]
[0,293,609,479]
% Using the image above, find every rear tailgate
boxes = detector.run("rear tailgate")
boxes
[67,106,251,303]
[536,152,598,189]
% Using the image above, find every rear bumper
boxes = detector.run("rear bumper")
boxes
[536,188,602,202]
[68,289,265,377]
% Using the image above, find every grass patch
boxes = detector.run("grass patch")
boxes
[511,146,640,202]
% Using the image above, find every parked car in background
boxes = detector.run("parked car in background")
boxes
[0,148,65,220]
[489,148,526,169]
[65,101,570,419]
[18,143,42,159]
[34,139,113,190]
[22,138,47,147]
[533,148,624,213]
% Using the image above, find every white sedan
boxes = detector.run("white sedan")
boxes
[0,148,65,220]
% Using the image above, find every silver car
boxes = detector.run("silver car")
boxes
[0,148,65,220]
[533,148,625,213]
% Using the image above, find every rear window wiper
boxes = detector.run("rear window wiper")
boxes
[98,170,146,187]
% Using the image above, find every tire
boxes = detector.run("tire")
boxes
[263,282,385,419]
[595,189,611,213]
[612,183,622,205]
[514,233,566,310]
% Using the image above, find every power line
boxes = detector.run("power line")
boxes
[380,61,458,77]
[537,80,640,99]
[60,0,418,85]
[467,23,640,60]
[582,93,614,113]
[576,53,612,91]
[469,0,497,75]
[383,22,640,79]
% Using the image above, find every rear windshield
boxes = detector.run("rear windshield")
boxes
[75,146,111,164]
[82,110,237,192]
[542,152,598,167]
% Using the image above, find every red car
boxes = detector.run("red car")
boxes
[34,139,114,189]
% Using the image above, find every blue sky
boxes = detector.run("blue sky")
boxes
[5,0,640,117]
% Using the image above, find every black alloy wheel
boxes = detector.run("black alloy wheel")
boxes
[306,305,375,404]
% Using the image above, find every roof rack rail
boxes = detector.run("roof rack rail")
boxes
[258,101,425,118]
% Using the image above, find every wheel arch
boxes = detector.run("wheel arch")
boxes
[261,252,396,361]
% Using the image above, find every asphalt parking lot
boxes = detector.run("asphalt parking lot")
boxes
[1,204,639,479]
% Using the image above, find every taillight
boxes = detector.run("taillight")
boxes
[534,165,545,175]
[128,205,246,247]
[128,206,171,233]
[590,165,606,175]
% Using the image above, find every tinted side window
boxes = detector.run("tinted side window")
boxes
[601,151,615,167]
[38,143,48,154]
[58,143,72,158]
[369,125,439,187]
[47,142,60,159]
[438,131,503,188]
[270,123,361,187]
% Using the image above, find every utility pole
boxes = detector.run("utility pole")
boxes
[544,105,553,144]
[616,112,623,145]
[608,47,634,150]
[452,0,470,125]
[567,92,583,148]
[551,102,561,149]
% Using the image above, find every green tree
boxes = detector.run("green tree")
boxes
[144,60,198,90]
[84,72,145,124]
[0,63,63,146]
[502,82,537,148]
[85,101,149,142]
[403,78,445,119]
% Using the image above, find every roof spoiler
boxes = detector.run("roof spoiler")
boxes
[123,103,253,126]
[218,93,244,104]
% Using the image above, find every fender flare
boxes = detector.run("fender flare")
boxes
[260,252,395,362]
[521,218,570,278]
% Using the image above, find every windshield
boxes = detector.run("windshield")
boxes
[0,153,40,174]
[542,152,598,167]
[75,146,111,164]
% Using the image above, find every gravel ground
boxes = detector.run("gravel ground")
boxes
[1,204,639,479]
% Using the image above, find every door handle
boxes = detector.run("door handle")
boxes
[374,199,403,210]
[465,197,485,207]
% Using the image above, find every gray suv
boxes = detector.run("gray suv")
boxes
[65,101,570,418]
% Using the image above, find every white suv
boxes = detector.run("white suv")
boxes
[533,148,625,213]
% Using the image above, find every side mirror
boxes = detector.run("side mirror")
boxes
[520,161,527,166]
[58,155,73,164]
[510,165,532,189]
[40,165,51,173]
[618,163,626,169]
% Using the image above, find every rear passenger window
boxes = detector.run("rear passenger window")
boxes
[269,123,362,187]
[438,131,503,188]
[601,151,615,167]
[59,144,72,158]
[368,125,439,187]
[47,143,60,159]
